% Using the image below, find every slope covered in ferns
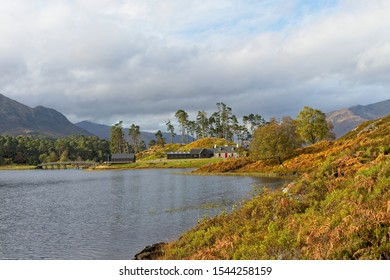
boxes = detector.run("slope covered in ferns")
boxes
[159,115,390,259]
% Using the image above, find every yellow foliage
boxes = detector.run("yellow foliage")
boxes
[178,138,235,152]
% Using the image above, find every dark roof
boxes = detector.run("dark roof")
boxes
[190,148,214,155]
[190,149,203,154]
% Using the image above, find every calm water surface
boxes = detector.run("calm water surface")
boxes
[0,169,289,259]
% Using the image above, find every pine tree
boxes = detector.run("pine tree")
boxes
[155,130,165,146]
[129,124,142,153]
[196,111,209,138]
[175,109,189,144]
[110,121,128,154]
[166,120,176,143]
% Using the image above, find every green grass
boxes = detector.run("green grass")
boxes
[94,158,224,170]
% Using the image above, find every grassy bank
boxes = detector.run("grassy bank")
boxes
[0,158,223,171]
[0,164,37,170]
[158,116,390,260]
[94,158,224,170]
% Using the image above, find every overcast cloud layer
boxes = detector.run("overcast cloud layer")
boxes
[1,0,390,131]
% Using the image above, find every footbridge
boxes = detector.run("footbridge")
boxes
[37,161,100,169]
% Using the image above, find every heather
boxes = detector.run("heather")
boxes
[160,116,390,259]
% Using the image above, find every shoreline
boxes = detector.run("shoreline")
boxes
[176,170,296,178]
[0,158,224,171]
[0,165,37,170]
[0,163,295,180]
[0,160,297,180]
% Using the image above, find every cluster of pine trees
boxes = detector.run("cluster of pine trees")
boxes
[110,121,168,154]
[110,102,266,154]
[172,102,265,144]
[0,135,110,165]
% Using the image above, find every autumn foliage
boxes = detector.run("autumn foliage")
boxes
[159,115,390,260]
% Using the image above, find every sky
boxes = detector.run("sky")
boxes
[1,0,390,132]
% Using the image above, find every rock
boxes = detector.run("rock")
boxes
[133,242,167,260]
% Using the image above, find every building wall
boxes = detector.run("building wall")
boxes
[214,152,239,159]
[167,146,240,159]
[111,154,136,163]
[167,153,192,159]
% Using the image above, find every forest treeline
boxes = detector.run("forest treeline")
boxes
[1,102,334,165]
[0,135,110,165]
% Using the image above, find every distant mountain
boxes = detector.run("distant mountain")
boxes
[0,93,92,137]
[76,120,193,146]
[327,99,390,138]
[349,100,390,119]
[75,121,110,139]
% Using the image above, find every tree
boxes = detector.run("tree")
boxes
[166,120,176,144]
[110,121,128,154]
[296,106,333,145]
[186,120,196,142]
[0,135,110,165]
[60,150,70,162]
[129,124,143,153]
[216,102,233,140]
[250,117,301,163]
[243,113,266,137]
[208,102,234,140]
[236,124,250,145]
[155,130,165,146]
[49,151,59,162]
[196,111,209,139]
[208,113,218,138]
[280,116,302,155]
[175,109,189,144]
[148,139,156,147]
[231,114,240,142]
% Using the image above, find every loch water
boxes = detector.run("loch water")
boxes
[0,169,289,259]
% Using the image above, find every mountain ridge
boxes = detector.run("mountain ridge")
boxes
[326,98,390,138]
[0,93,92,137]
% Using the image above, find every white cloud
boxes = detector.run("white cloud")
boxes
[355,44,390,82]
[1,0,390,131]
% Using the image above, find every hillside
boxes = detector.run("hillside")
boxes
[76,120,193,145]
[0,93,92,137]
[159,115,390,260]
[327,99,390,138]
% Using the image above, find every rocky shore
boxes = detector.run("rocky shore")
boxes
[133,242,167,260]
